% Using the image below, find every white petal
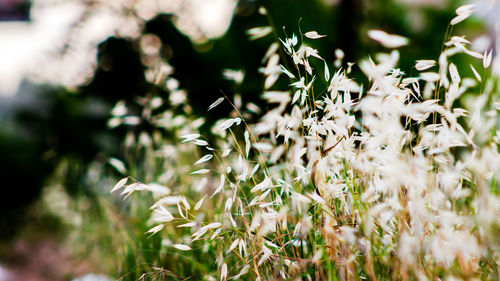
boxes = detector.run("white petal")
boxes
[180,133,200,143]
[420,72,441,82]
[250,177,272,193]
[304,31,326,39]
[210,228,222,241]
[191,228,209,241]
[483,49,492,68]
[262,43,279,63]
[456,4,474,15]
[223,69,245,84]
[190,169,210,175]
[335,48,344,59]
[291,34,298,46]
[151,206,175,223]
[253,142,273,153]
[177,222,196,228]
[470,64,481,82]
[244,130,250,157]
[212,174,226,197]
[324,61,330,81]
[246,26,272,40]
[226,238,239,254]
[195,154,213,165]
[465,49,484,59]
[222,149,232,157]
[233,265,250,279]
[193,139,208,146]
[194,195,206,210]
[292,90,301,104]
[225,198,233,212]
[280,65,295,78]
[450,13,471,25]
[109,158,127,174]
[173,244,192,251]
[111,177,128,193]
[415,60,436,71]
[122,116,141,125]
[221,263,228,281]
[263,91,290,104]
[203,222,222,230]
[146,224,164,235]
[218,118,240,130]
[264,73,280,89]
[208,97,224,111]
[449,63,460,84]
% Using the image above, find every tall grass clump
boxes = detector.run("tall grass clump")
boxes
[111,3,500,280]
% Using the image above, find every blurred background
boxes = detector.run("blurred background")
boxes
[0,0,497,280]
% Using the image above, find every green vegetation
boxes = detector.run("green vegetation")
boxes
[101,3,500,280]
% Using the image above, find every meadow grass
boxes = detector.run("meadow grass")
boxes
[109,3,500,280]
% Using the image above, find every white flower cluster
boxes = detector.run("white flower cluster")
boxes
[112,4,500,280]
